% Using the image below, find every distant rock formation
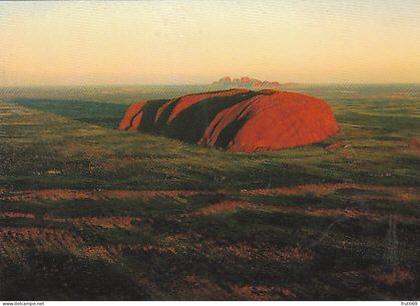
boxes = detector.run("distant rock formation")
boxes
[212,76,299,89]
[119,89,339,153]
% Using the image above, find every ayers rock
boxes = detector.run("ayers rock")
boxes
[118,89,339,153]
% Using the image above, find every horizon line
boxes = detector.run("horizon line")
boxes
[1,82,420,89]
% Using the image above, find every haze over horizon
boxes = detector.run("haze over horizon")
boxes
[1,0,419,86]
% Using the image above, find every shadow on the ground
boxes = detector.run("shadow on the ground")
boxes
[0,251,150,300]
[12,98,129,129]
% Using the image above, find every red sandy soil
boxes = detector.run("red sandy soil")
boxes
[0,189,212,202]
[192,200,417,223]
[1,183,417,204]
[1,195,415,224]
[232,284,297,300]
[406,138,420,152]
[45,216,142,229]
[325,142,346,151]
[196,201,254,215]
[242,183,357,196]
[2,180,416,245]
[119,89,339,152]
[241,183,418,201]
[370,267,415,287]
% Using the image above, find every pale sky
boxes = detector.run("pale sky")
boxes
[1,0,419,86]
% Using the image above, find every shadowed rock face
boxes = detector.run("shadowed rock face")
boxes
[118,89,339,152]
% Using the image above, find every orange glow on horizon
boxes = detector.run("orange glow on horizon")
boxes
[1,0,419,86]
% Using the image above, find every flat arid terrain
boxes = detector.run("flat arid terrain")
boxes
[0,84,419,300]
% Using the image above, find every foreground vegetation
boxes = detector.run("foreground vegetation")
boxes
[0,84,419,300]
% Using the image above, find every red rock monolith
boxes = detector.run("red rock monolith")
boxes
[119,89,339,152]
